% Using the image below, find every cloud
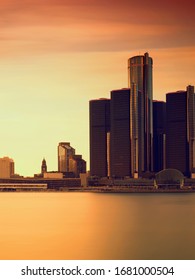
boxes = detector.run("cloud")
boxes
[0,0,194,57]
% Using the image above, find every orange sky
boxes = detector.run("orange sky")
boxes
[1,0,195,54]
[0,0,195,176]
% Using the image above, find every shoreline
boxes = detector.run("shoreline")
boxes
[0,186,195,193]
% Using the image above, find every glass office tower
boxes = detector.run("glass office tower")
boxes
[153,101,166,172]
[128,52,153,177]
[89,99,110,177]
[58,142,75,172]
[166,85,195,177]
[110,88,131,178]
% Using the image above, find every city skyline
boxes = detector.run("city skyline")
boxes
[0,0,195,176]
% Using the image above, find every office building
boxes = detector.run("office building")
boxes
[153,101,166,172]
[58,142,75,172]
[89,98,110,177]
[166,85,195,177]
[0,157,14,178]
[128,52,153,177]
[89,52,153,179]
[110,88,131,178]
[69,155,86,177]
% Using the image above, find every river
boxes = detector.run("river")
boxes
[0,192,195,259]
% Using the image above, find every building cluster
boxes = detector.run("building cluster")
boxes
[57,142,86,177]
[90,52,195,179]
[39,142,86,178]
[0,142,86,179]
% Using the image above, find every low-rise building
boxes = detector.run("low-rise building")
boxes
[0,157,14,178]
[43,172,63,179]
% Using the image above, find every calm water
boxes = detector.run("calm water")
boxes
[0,192,195,260]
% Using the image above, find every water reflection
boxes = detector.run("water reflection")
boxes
[0,192,195,259]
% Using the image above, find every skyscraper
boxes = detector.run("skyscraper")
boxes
[69,155,86,177]
[153,101,166,172]
[110,88,131,178]
[89,99,110,177]
[128,52,153,177]
[166,86,195,177]
[58,142,75,173]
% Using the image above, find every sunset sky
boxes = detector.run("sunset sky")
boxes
[0,0,195,176]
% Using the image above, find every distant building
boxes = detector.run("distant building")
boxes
[153,101,166,172]
[0,157,15,178]
[110,88,131,178]
[43,172,63,179]
[58,142,86,178]
[69,155,86,177]
[89,98,110,177]
[41,158,47,174]
[58,142,75,172]
[80,173,88,187]
[166,85,195,177]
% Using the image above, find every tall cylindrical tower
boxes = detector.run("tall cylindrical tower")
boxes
[128,52,153,177]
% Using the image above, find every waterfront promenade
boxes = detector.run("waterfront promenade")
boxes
[1,176,195,192]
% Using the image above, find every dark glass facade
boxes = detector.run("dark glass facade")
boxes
[128,52,153,177]
[166,87,195,177]
[89,49,195,179]
[89,99,110,177]
[110,89,131,178]
[58,142,75,172]
[187,85,195,175]
[153,101,166,172]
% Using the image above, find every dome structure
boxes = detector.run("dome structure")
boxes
[155,169,184,188]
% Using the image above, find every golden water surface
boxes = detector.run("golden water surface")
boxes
[0,192,195,260]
